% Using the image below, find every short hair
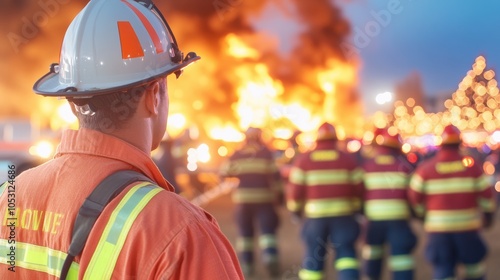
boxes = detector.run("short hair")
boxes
[70,80,165,133]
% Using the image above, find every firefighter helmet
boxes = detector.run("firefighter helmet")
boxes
[317,122,337,141]
[33,0,200,98]
[441,124,461,145]
[375,129,402,149]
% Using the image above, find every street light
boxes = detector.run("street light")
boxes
[375,91,393,105]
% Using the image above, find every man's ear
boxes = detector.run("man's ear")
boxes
[144,80,161,116]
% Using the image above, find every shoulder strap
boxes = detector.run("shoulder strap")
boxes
[60,170,153,280]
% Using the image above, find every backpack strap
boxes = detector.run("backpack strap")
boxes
[60,170,153,280]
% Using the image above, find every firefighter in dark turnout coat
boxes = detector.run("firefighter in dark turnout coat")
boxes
[361,128,417,280]
[220,127,282,277]
[408,125,495,280]
[286,122,363,280]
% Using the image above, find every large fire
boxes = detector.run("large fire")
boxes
[1,0,363,144]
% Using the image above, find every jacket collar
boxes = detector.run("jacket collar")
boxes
[55,128,173,191]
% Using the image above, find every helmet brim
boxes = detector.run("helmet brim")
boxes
[33,54,200,98]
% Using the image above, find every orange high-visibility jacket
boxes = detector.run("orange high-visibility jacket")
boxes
[0,128,243,279]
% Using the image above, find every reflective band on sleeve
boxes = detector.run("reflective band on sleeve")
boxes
[298,269,323,280]
[478,198,495,212]
[409,175,424,193]
[476,175,491,191]
[289,168,306,185]
[335,257,359,270]
[83,183,161,280]
[351,168,364,185]
[0,240,79,278]
[236,237,254,252]
[363,172,408,190]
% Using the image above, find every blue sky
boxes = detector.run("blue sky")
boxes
[254,0,500,114]
[341,0,500,102]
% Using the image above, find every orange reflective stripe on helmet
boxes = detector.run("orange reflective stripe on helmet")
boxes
[117,21,145,59]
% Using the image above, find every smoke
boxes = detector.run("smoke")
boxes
[0,0,84,119]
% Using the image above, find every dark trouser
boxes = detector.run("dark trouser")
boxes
[235,203,280,265]
[362,220,417,280]
[300,216,360,280]
[425,231,487,280]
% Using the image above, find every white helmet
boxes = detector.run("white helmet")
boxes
[33,0,200,98]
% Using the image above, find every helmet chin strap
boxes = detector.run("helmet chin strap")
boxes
[68,97,97,116]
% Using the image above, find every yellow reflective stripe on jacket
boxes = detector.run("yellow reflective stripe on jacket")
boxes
[83,183,162,280]
[425,177,476,194]
[310,150,339,161]
[425,208,481,232]
[365,199,410,220]
[228,158,275,175]
[232,188,275,203]
[0,240,79,278]
[304,198,353,218]
[305,170,350,186]
[363,172,408,190]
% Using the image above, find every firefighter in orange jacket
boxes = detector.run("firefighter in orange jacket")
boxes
[220,127,283,278]
[408,125,495,280]
[361,128,417,280]
[0,0,243,279]
[286,122,363,280]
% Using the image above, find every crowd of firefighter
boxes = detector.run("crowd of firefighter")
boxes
[156,123,499,280]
